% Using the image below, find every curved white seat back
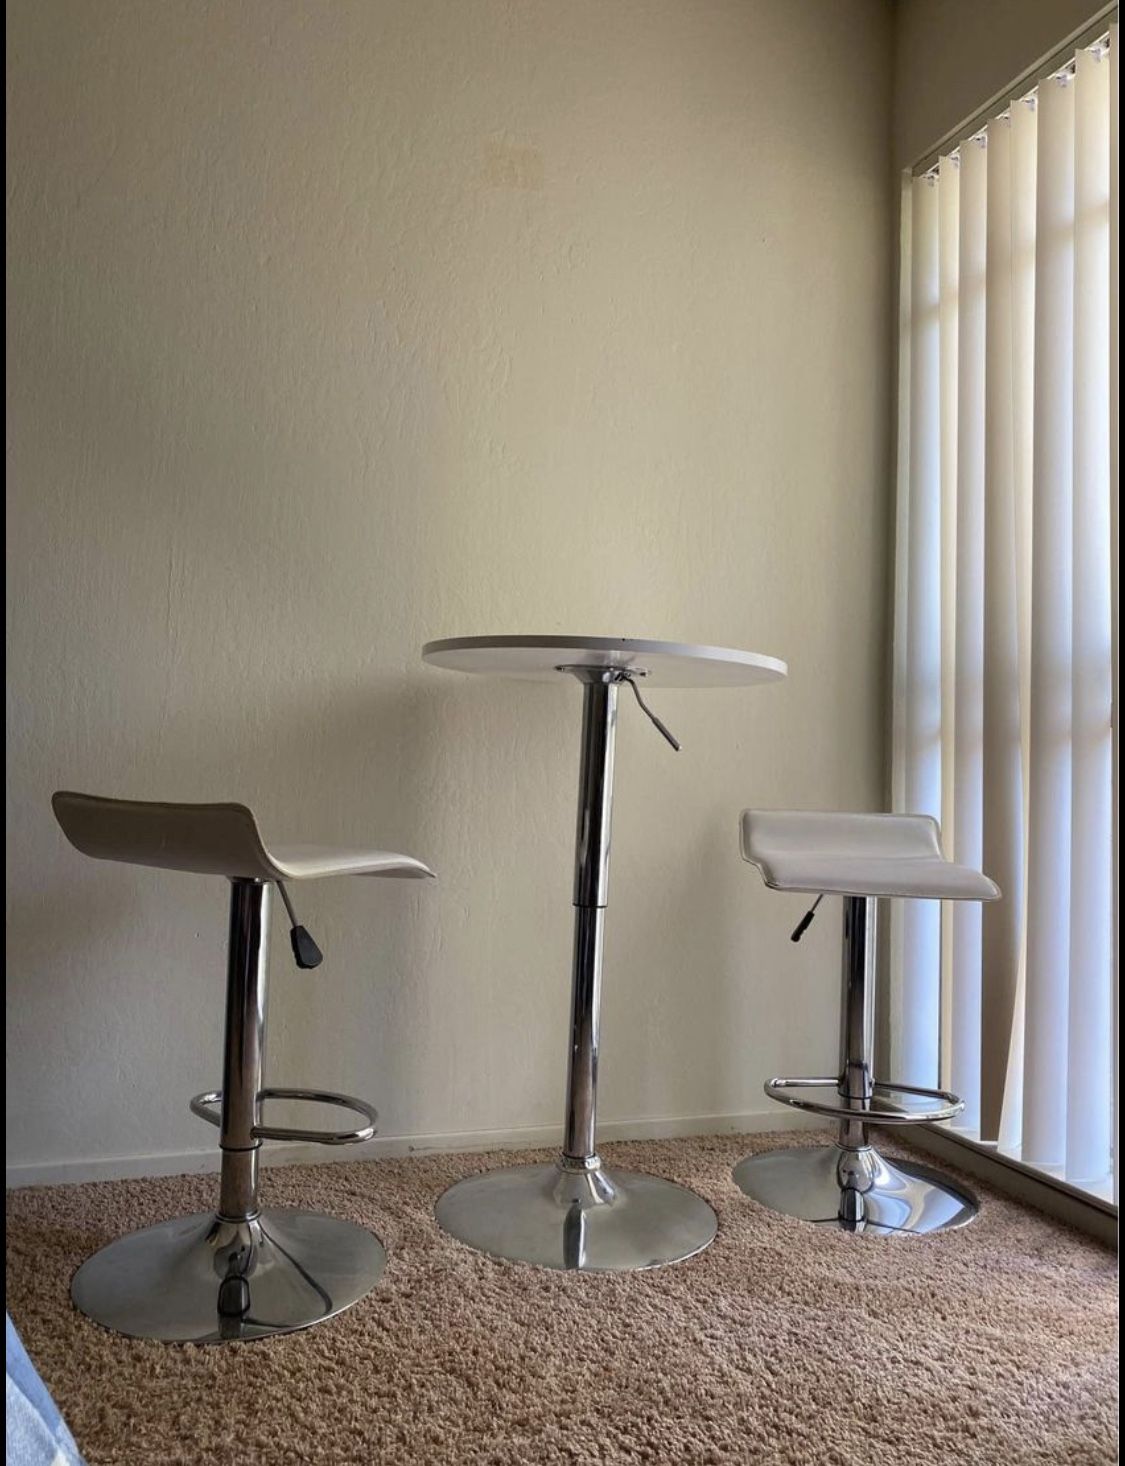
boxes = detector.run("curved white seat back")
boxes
[53,792,283,879]
[742,810,942,861]
[52,791,436,882]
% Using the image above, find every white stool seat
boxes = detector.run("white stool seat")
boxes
[734,808,996,1234]
[739,810,999,901]
[52,792,434,882]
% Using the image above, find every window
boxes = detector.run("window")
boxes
[892,21,1118,1200]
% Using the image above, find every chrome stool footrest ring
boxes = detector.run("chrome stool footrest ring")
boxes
[190,1088,378,1144]
[764,1076,964,1125]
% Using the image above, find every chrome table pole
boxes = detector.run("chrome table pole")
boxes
[434,666,717,1270]
[562,670,617,1168]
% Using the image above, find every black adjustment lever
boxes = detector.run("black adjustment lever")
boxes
[620,673,681,752]
[276,882,323,970]
[790,894,824,943]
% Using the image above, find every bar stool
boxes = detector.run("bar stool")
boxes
[52,791,434,1342]
[734,810,999,1236]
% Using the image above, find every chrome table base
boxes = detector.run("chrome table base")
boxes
[435,669,718,1271]
[71,1208,387,1343]
[733,1144,978,1236]
[435,1162,717,1272]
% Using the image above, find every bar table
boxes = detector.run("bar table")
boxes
[422,635,787,1270]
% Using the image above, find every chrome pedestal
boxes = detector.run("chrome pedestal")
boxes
[71,881,386,1340]
[435,1161,717,1271]
[436,670,718,1271]
[733,1145,977,1235]
[71,1208,386,1343]
[735,897,979,1236]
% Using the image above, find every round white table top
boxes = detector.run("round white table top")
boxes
[421,635,787,688]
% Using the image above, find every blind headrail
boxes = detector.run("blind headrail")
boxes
[910,2,1118,178]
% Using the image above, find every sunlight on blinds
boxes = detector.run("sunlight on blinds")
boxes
[893,26,1118,1198]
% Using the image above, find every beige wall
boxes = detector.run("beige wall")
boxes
[893,0,1111,168]
[6,0,894,1181]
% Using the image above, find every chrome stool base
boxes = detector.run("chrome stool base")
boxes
[71,1208,386,1343]
[734,894,979,1236]
[435,1162,717,1271]
[732,1144,978,1236]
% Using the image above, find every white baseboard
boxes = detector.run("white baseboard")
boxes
[5,1108,820,1190]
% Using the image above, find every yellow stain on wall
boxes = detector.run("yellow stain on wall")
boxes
[483,140,545,190]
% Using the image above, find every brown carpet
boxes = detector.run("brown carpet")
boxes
[5,1131,1118,1466]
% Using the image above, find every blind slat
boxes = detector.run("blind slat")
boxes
[979,115,1024,1146]
[901,175,943,1088]
[1109,20,1119,1206]
[1067,45,1114,1183]
[939,155,961,1088]
[1023,71,1076,1168]
[949,136,988,1133]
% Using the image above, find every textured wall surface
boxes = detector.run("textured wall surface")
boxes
[7,0,894,1178]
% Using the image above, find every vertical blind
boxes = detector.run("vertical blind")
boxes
[893,25,1118,1194]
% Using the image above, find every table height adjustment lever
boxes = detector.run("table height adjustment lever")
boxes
[619,673,681,752]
